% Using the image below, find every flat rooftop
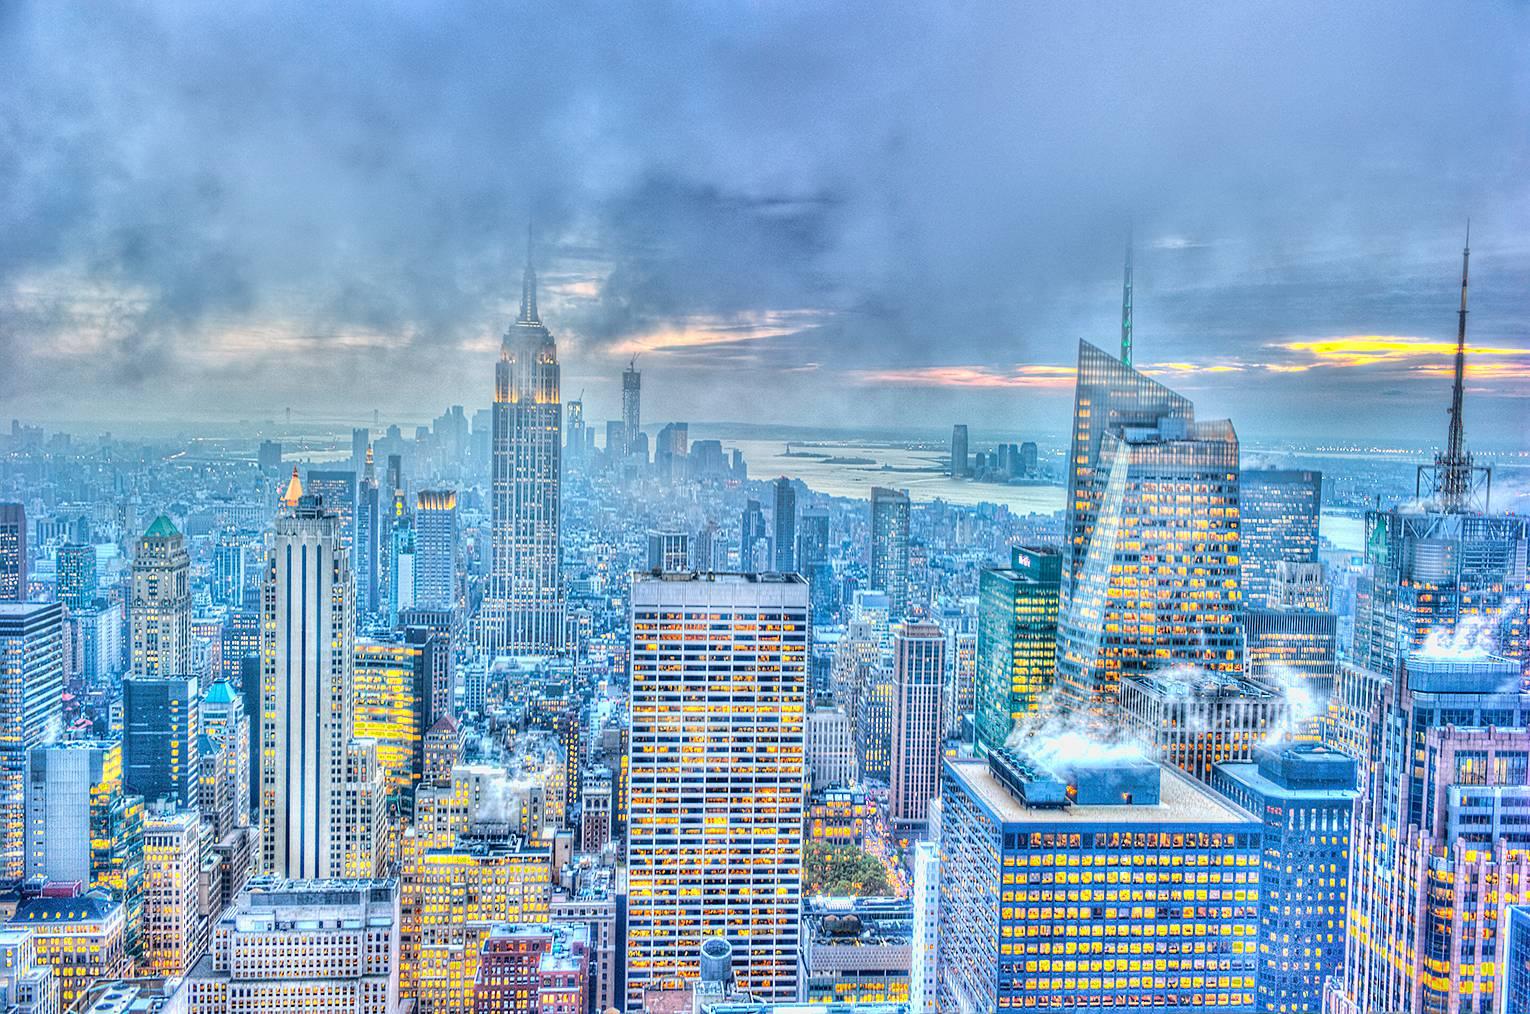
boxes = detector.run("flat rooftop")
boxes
[947,757,1255,827]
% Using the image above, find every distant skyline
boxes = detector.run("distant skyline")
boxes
[3,4,1528,447]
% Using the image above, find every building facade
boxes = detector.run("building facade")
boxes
[889,623,944,831]
[0,603,64,880]
[973,546,1060,755]
[129,516,191,678]
[869,489,910,620]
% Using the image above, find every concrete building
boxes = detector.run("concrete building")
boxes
[183,877,401,1014]
[909,842,938,1014]
[625,573,809,1005]
[414,489,458,611]
[0,503,27,602]
[139,807,204,976]
[472,921,590,1013]
[807,702,856,791]
[11,894,128,1012]
[798,897,912,1005]
[0,926,58,1014]
[889,624,944,832]
[129,517,191,679]
[1119,670,1286,783]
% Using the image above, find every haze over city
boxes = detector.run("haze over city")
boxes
[3,3,1528,445]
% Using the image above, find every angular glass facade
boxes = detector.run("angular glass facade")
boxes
[973,546,1060,755]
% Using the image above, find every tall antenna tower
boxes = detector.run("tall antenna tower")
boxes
[1121,224,1134,366]
[1417,223,1491,512]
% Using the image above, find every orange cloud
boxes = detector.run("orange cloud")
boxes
[610,309,828,355]
[855,364,1076,389]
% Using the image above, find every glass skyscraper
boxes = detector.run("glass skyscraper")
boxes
[870,487,911,619]
[0,601,63,881]
[1240,469,1322,608]
[973,545,1060,755]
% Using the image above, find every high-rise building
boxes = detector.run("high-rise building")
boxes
[304,469,357,546]
[564,398,586,462]
[357,447,382,615]
[1057,347,1241,713]
[414,489,458,610]
[622,359,642,458]
[0,602,64,880]
[183,877,402,1014]
[910,841,939,1014]
[869,488,910,619]
[939,749,1260,1011]
[1508,906,1530,1014]
[739,499,767,573]
[1120,670,1286,783]
[353,638,428,810]
[56,543,97,612]
[352,427,371,474]
[1327,652,1530,1014]
[807,701,856,791]
[260,472,378,879]
[480,249,564,656]
[1240,469,1322,607]
[950,425,969,478]
[773,478,797,573]
[973,546,1060,755]
[1212,742,1355,1014]
[646,531,691,573]
[121,675,200,806]
[211,531,246,608]
[0,503,26,602]
[625,573,809,1005]
[256,440,283,473]
[889,622,944,831]
[797,507,830,568]
[129,516,191,678]
[473,921,591,1013]
[23,741,145,954]
[140,806,204,976]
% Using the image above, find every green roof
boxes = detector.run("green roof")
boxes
[143,514,180,538]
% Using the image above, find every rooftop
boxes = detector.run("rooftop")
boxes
[947,756,1255,827]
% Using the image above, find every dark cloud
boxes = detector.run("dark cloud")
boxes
[1,2,1527,447]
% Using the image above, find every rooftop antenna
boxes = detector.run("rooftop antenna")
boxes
[518,223,539,324]
[1417,222,1491,512]
[1121,222,1134,367]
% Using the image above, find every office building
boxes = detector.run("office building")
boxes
[56,544,97,612]
[869,488,910,619]
[950,425,968,478]
[622,359,642,458]
[1244,604,1338,691]
[626,573,809,1005]
[211,532,246,608]
[122,675,200,807]
[1057,346,1242,712]
[256,440,282,473]
[805,787,871,845]
[1327,652,1530,1014]
[0,503,25,602]
[938,748,1261,1011]
[773,478,797,573]
[1508,905,1530,1014]
[480,250,565,656]
[473,921,590,1013]
[353,638,428,810]
[1212,743,1356,1014]
[973,546,1060,755]
[357,448,382,615]
[0,926,58,1014]
[740,500,768,573]
[303,470,357,546]
[855,662,894,785]
[184,877,401,1014]
[798,897,912,1005]
[1240,469,1322,608]
[647,532,691,573]
[260,473,381,879]
[0,602,65,880]
[797,507,831,569]
[415,489,458,610]
[910,842,938,1014]
[139,806,204,976]
[129,516,191,679]
[549,862,620,1014]
[889,623,944,831]
[1119,670,1285,783]
[11,895,128,1011]
[807,701,856,791]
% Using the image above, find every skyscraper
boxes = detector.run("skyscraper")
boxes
[414,489,457,611]
[304,469,357,546]
[1240,469,1322,607]
[1328,652,1530,1014]
[889,621,944,831]
[129,516,191,678]
[1056,345,1241,713]
[122,675,200,806]
[480,246,564,656]
[56,543,97,611]
[973,546,1060,755]
[625,573,809,1005]
[869,487,910,619]
[0,503,25,602]
[1,601,67,878]
[772,477,796,573]
[260,472,380,879]
[211,531,245,608]
[950,424,969,478]
[356,446,381,615]
[740,499,767,573]
[622,358,641,458]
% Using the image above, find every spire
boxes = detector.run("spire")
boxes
[1428,222,1475,512]
[280,467,303,508]
[363,444,375,482]
[518,225,539,325]
[1121,223,1134,367]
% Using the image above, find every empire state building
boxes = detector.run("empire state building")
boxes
[479,251,565,655]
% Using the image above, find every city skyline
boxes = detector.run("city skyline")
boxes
[2,6,1528,445]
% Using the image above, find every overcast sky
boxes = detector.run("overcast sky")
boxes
[3,3,1527,447]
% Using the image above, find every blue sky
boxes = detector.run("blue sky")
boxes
[2,3,1527,448]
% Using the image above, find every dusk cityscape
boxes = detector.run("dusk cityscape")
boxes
[2,5,1529,1014]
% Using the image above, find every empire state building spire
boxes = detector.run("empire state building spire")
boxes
[518,230,539,325]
